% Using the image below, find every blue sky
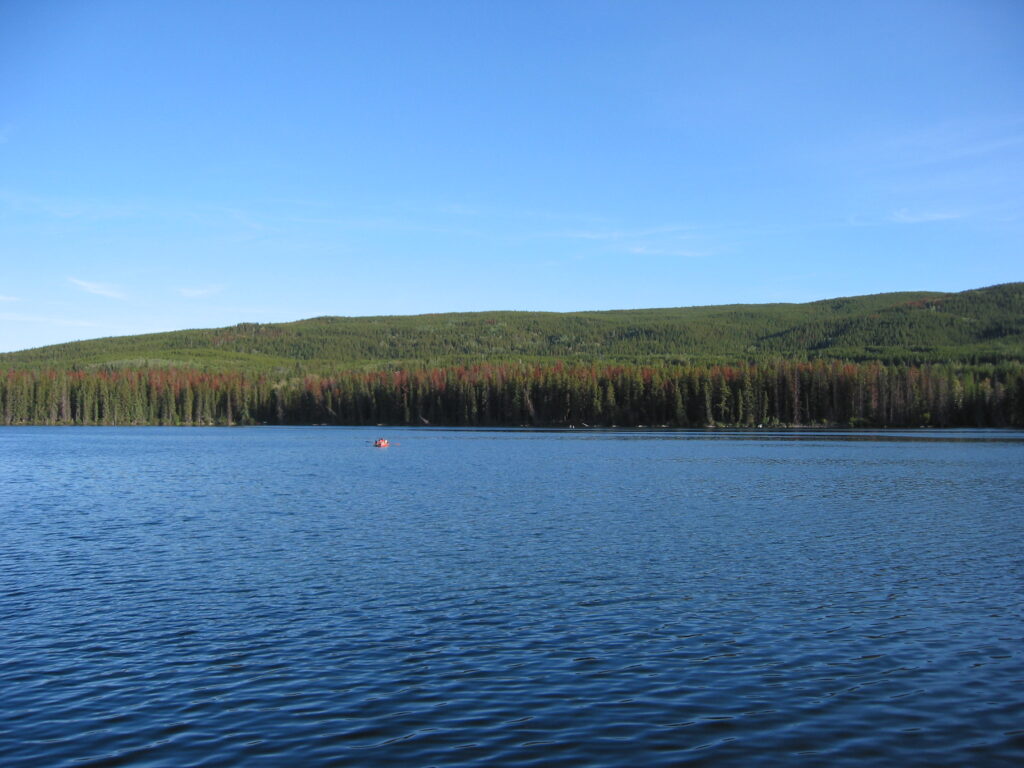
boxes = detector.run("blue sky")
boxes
[1,0,1022,352]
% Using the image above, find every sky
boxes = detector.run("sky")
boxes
[1,0,1022,352]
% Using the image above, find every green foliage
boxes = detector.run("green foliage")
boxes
[1,283,1021,374]
[1,283,1021,428]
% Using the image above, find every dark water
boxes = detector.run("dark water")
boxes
[1,427,1022,767]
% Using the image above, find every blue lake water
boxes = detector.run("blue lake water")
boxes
[1,426,1022,767]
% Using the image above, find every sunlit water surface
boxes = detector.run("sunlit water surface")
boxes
[1,427,1022,766]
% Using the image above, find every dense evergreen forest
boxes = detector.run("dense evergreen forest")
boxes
[1,283,1021,427]
[1,361,1021,428]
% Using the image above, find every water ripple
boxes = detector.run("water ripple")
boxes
[1,427,1022,766]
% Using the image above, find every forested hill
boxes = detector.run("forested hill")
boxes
[2,283,1022,428]
[2,282,1022,372]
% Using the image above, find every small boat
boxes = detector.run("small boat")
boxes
[372,438,390,448]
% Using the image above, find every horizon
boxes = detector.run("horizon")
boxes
[2,1,1022,353]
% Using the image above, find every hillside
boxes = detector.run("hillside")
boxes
[1,283,1021,373]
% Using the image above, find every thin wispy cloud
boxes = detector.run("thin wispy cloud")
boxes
[550,224,694,241]
[437,203,479,216]
[277,213,482,238]
[68,277,127,300]
[212,207,272,233]
[623,245,707,258]
[890,209,964,224]
[836,116,1024,180]
[0,294,19,302]
[887,119,1024,169]
[934,134,1024,164]
[1,189,138,220]
[0,312,100,328]
[179,285,224,298]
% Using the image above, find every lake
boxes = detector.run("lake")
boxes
[1,427,1022,766]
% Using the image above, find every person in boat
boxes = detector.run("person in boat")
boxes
[374,438,389,447]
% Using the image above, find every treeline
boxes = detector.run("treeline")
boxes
[3,360,1022,428]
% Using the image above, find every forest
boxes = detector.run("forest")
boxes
[2,360,1021,428]
[1,283,1021,428]
[1,282,1022,373]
